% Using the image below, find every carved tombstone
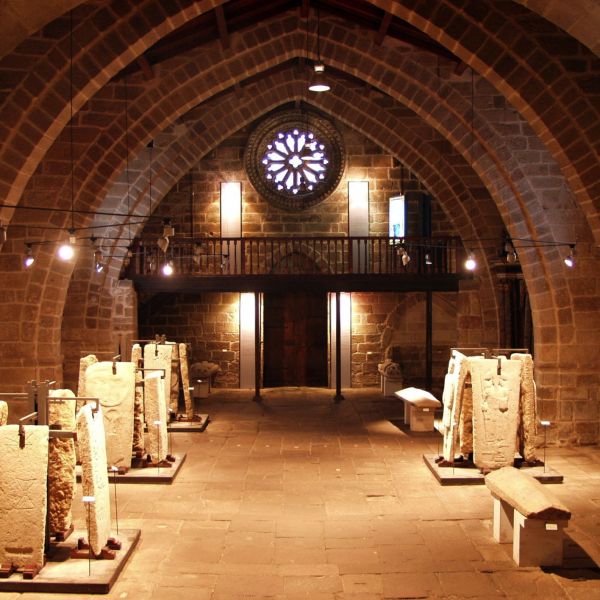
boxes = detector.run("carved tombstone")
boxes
[169,342,180,414]
[76,404,111,556]
[78,354,99,399]
[442,351,467,462]
[48,389,76,536]
[470,358,522,470]
[511,353,537,463]
[143,343,173,416]
[0,425,49,571]
[84,361,136,469]
[0,401,7,425]
[130,344,145,455]
[144,371,169,462]
[179,343,194,420]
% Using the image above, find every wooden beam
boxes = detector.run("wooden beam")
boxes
[137,55,154,80]
[375,11,392,45]
[215,5,230,50]
[300,0,310,19]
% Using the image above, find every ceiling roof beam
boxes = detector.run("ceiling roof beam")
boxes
[137,55,155,80]
[375,11,392,45]
[300,0,310,19]
[215,5,230,50]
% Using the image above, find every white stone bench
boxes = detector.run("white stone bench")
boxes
[394,387,441,432]
[485,466,571,567]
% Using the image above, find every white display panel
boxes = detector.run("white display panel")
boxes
[239,292,256,389]
[220,181,242,272]
[348,181,369,273]
[389,194,405,238]
[329,292,352,389]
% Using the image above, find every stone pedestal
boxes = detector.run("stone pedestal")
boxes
[513,511,567,567]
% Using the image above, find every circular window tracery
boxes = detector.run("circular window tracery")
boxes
[245,110,345,211]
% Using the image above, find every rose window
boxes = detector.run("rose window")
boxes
[262,129,328,195]
[245,110,345,211]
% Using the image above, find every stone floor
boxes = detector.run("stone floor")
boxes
[7,388,600,599]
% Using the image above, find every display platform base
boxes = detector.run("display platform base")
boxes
[168,414,209,432]
[0,528,140,594]
[423,454,564,486]
[77,453,186,485]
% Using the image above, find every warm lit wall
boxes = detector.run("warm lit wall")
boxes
[138,292,240,388]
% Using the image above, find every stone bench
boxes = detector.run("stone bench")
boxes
[485,466,571,567]
[394,387,441,432]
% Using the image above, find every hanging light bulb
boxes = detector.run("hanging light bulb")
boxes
[58,232,76,261]
[308,63,330,92]
[308,7,330,93]
[24,244,35,268]
[465,252,477,271]
[162,261,174,276]
[424,252,432,266]
[564,244,576,268]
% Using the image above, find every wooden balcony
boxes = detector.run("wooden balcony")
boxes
[128,236,468,293]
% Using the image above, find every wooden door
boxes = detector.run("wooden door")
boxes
[263,292,327,387]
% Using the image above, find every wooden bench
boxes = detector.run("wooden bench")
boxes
[394,387,441,432]
[485,466,571,567]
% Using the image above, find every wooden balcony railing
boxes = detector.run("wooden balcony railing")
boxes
[129,236,463,278]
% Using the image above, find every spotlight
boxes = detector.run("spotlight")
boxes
[401,247,411,266]
[564,244,576,268]
[24,244,35,268]
[465,252,477,271]
[425,253,432,266]
[162,261,174,276]
[94,249,105,273]
[123,246,133,268]
[58,233,76,261]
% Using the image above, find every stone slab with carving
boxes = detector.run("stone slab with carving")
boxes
[179,343,193,420]
[169,342,180,414]
[442,351,467,462]
[144,372,168,462]
[0,401,7,425]
[130,344,145,454]
[48,389,76,535]
[76,404,111,556]
[0,425,49,570]
[471,358,522,470]
[144,343,172,415]
[511,353,537,463]
[84,361,135,469]
[78,354,98,399]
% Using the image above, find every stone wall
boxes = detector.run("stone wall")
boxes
[138,292,240,388]
[352,291,459,398]
[141,121,456,241]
